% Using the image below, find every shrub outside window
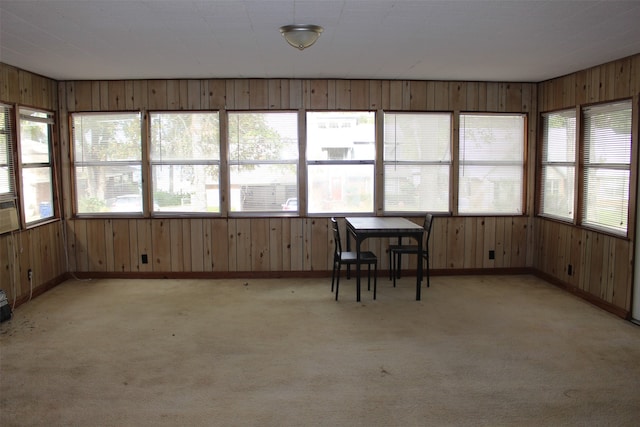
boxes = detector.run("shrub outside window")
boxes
[72,112,142,214]
[150,112,220,213]
[20,108,55,223]
[228,111,298,213]
[582,100,632,234]
[307,111,375,214]
[459,114,525,215]
[384,112,451,213]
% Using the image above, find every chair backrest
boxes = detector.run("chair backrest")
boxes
[424,213,434,247]
[331,217,343,258]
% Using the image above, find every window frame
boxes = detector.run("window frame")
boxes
[71,111,143,217]
[149,110,222,216]
[579,98,633,236]
[458,112,527,215]
[227,110,299,216]
[0,103,16,204]
[382,111,452,214]
[306,110,376,216]
[18,106,56,225]
[538,108,577,222]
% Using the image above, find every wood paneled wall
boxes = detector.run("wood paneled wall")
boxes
[0,64,65,306]
[536,53,640,316]
[56,78,537,279]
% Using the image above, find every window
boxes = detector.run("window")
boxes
[0,104,15,202]
[540,109,576,221]
[228,111,298,213]
[19,108,55,223]
[72,112,142,214]
[307,111,375,214]
[150,112,220,213]
[459,114,525,214]
[384,112,451,213]
[582,100,632,234]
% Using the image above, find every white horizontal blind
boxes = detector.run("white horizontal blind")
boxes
[150,112,221,213]
[228,112,298,213]
[0,104,15,203]
[582,99,632,234]
[383,112,451,213]
[459,114,525,214]
[540,109,576,220]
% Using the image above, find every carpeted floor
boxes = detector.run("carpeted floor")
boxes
[1,274,639,426]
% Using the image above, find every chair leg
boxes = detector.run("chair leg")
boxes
[392,252,397,288]
[426,254,430,288]
[335,265,341,301]
[388,249,392,280]
[331,261,336,292]
[373,262,378,300]
[367,264,371,291]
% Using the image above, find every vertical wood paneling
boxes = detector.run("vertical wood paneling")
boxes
[248,218,268,271]
[136,219,153,273]
[112,219,131,272]
[190,218,204,271]
[152,219,171,271]
[234,219,252,271]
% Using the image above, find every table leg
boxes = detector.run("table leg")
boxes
[356,238,362,302]
[416,234,422,301]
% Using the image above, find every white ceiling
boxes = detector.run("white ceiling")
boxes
[2,0,640,83]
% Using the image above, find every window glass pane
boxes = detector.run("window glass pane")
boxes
[22,167,53,222]
[540,110,576,220]
[384,112,451,213]
[20,119,50,164]
[75,165,143,214]
[73,113,141,162]
[541,165,575,219]
[152,165,219,213]
[73,113,142,214]
[385,164,449,212]
[228,112,298,213]
[307,112,375,161]
[459,114,525,214]
[151,112,219,161]
[584,168,629,233]
[307,164,374,214]
[229,164,297,212]
[458,165,523,214]
[582,100,632,233]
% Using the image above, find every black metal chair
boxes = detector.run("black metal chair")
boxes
[388,213,433,288]
[331,217,378,300]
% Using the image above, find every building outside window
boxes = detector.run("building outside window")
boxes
[19,107,55,223]
[72,112,142,214]
[306,111,375,214]
[150,112,220,213]
[384,112,451,213]
[540,109,576,221]
[582,99,632,235]
[228,111,298,213]
[459,113,526,215]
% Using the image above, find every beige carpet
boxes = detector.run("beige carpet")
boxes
[1,275,639,426]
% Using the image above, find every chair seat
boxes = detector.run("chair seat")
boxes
[339,251,378,263]
[388,244,420,254]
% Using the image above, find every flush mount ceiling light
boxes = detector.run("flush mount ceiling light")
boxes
[279,24,323,50]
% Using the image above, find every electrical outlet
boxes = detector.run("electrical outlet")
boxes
[488,250,495,260]
[141,254,148,264]
[28,269,33,281]
[568,264,573,276]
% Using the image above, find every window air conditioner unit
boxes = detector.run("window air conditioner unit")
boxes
[0,201,19,234]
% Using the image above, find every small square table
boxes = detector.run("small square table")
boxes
[345,217,425,301]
